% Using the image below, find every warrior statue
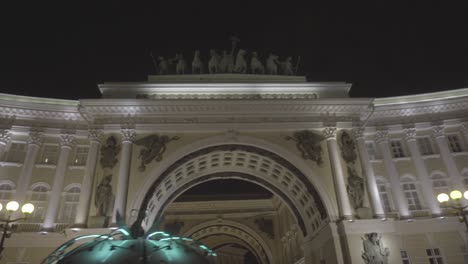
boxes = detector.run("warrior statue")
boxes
[266,54,279,75]
[279,56,294,75]
[208,49,221,73]
[250,51,265,74]
[192,50,204,74]
[174,53,186,74]
[95,174,115,217]
[234,49,247,73]
[157,56,170,75]
[220,50,234,73]
[362,233,390,264]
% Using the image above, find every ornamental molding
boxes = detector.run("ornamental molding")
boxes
[120,129,136,142]
[0,129,11,145]
[88,129,104,143]
[322,127,337,139]
[432,126,445,138]
[403,128,417,142]
[351,128,365,140]
[461,123,468,135]
[27,132,44,146]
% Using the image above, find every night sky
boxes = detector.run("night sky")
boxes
[1,2,468,100]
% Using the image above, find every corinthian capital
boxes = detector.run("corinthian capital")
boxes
[88,129,104,143]
[404,128,417,142]
[120,129,136,143]
[374,130,389,143]
[432,126,445,138]
[461,123,468,135]
[60,134,76,149]
[0,129,11,145]
[28,131,44,146]
[351,128,365,140]
[322,127,337,139]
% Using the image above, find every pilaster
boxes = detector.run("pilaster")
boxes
[15,131,43,203]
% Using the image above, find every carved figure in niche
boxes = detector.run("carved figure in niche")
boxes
[157,56,170,75]
[220,50,234,73]
[100,136,120,169]
[192,50,204,74]
[250,52,265,74]
[279,56,294,75]
[175,53,186,74]
[266,54,279,75]
[285,130,324,166]
[339,130,357,163]
[347,166,364,209]
[362,233,389,264]
[208,49,221,74]
[95,174,115,217]
[234,49,247,73]
[134,134,180,172]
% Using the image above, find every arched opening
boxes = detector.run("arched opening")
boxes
[135,144,329,241]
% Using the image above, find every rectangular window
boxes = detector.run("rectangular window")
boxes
[40,145,59,165]
[402,183,422,211]
[72,146,89,166]
[426,248,444,264]
[432,179,449,197]
[6,142,26,163]
[378,184,392,212]
[366,142,379,160]
[390,140,406,158]
[401,250,411,264]
[447,134,463,153]
[417,137,435,155]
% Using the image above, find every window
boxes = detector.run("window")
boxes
[390,140,406,158]
[377,183,392,212]
[447,134,463,153]
[417,137,435,155]
[72,146,89,166]
[401,250,411,264]
[60,186,80,223]
[426,248,444,264]
[432,174,450,197]
[366,142,379,160]
[40,145,59,165]
[6,142,26,163]
[0,183,13,200]
[402,183,422,211]
[29,185,49,221]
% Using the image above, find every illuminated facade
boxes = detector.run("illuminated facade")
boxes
[0,74,468,263]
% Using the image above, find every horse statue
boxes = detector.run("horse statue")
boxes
[234,49,247,73]
[266,54,279,75]
[220,50,234,73]
[174,53,186,74]
[192,50,204,74]
[208,49,221,74]
[250,52,264,74]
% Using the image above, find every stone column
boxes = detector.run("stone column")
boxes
[404,128,442,216]
[462,123,468,149]
[324,127,354,220]
[432,126,466,201]
[42,134,75,230]
[375,130,411,218]
[112,129,136,223]
[0,129,11,160]
[74,129,103,227]
[352,128,385,218]
[15,132,43,203]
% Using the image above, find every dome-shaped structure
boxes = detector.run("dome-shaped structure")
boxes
[42,229,217,264]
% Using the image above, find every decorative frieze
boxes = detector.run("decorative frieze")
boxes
[0,129,11,145]
[322,127,337,139]
[374,130,388,143]
[134,134,180,172]
[285,130,324,166]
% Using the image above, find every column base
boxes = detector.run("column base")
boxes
[373,214,387,219]
[70,223,88,229]
[341,215,355,222]
[40,226,55,233]
[399,215,413,220]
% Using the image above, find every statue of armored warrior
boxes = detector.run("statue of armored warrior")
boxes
[250,51,265,74]
[174,53,186,74]
[220,50,234,73]
[234,49,247,73]
[362,233,389,264]
[158,56,170,75]
[208,49,221,74]
[95,174,115,217]
[192,50,204,74]
[266,54,279,75]
[280,56,294,75]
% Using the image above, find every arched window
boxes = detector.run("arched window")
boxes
[60,186,80,223]
[401,175,422,211]
[376,178,393,213]
[29,183,50,221]
[431,172,450,197]
[0,181,14,201]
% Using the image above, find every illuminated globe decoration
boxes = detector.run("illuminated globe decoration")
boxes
[42,216,216,264]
